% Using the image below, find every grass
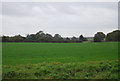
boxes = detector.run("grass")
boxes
[2,42,119,79]
[2,60,119,79]
[3,42,118,65]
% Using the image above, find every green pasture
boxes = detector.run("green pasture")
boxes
[2,42,118,65]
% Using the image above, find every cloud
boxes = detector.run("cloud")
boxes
[2,2,118,37]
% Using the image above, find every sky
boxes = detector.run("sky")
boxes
[1,2,118,37]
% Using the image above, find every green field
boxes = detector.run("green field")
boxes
[2,42,119,79]
[3,42,118,65]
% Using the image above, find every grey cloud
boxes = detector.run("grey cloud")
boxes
[2,2,118,16]
[2,2,35,16]
[2,2,118,37]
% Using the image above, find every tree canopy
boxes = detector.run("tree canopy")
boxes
[94,32,106,42]
[106,30,120,41]
[2,30,120,42]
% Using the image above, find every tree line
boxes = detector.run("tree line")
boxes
[1,30,120,43]
[2,31,87,43]
[94,30,120,42]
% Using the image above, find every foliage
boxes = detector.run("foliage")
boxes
[94,32,106,42]
[2,31,81,43]
[106,30,120,41]
[2,30,120,42]
[2,60,119,79]
[71,36,78,41]
[79,35,87,42]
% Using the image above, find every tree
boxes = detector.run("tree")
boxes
[106,30,120,41]
[12,35,24,42]
[71,36,78,41]
[79,35,87,42]
[2,36,10,42]
[65,37,70,41]
[45,33,53,41]
[36,31,43,35]
[25,31,54,42]
[94,32,105,42]
[0,36,1,42]
[54,34,61,39]
[26,34,36,42]
[35,32,46,42]
[53,34,63,41]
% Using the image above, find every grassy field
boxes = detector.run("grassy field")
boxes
[3,42,118,65]
[2,42,119,79]
[2,60,119,79]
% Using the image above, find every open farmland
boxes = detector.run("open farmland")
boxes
[3,42,118,65]
[2,42,119,79]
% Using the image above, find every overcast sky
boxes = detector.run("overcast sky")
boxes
[2,2,118,37]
